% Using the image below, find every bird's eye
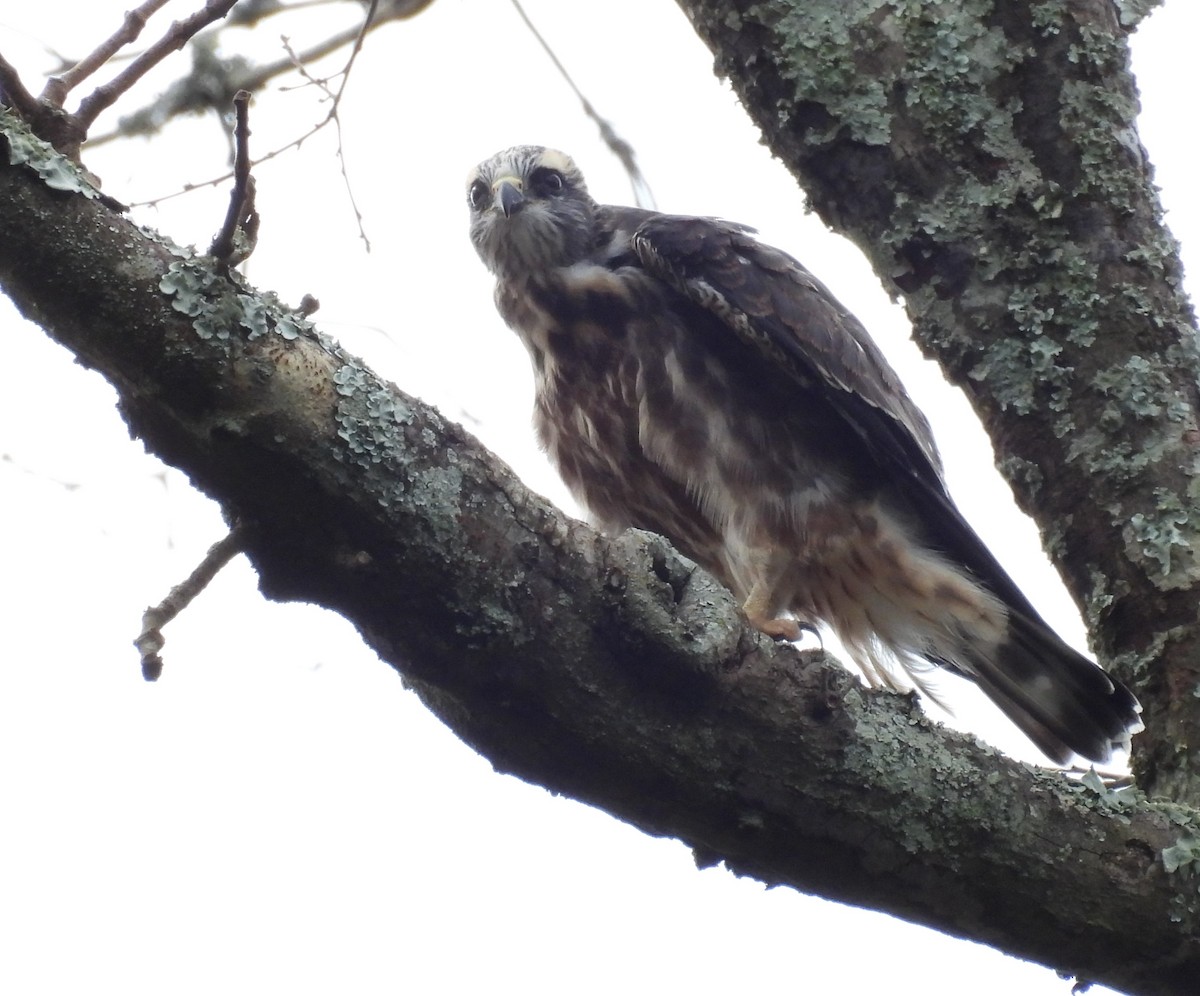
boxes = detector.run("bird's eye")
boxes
[531,167,565,197]
[468,179,490,211]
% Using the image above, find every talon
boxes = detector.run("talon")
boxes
[799,620,823,647]
[748,614,803,642]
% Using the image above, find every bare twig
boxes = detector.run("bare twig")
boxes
[128,119,318,207]
[226,0,293,27]
[3,0,243,156]
[121,0,387,226]
[342,0,379,76]
[278,4,376,250]
[40,0,172,105]
[210,90,259,263]
[0,452,83,492]
[75,0,242,135]
[508,0,655,209]
[90,0,435,148]
[5,0,430,162]
[135,524,246,681]
[132,2,383,237]
[87,23,361,147]
[240,0,433,40]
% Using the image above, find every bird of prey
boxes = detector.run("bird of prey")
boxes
[466,145,1141,764]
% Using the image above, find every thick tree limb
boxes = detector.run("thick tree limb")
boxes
[673,0,1200,805]
[1,115,1199,994]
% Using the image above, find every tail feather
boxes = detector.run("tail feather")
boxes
[963,612,1141,765]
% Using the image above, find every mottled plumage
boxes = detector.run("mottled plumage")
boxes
[466,145,1141,764]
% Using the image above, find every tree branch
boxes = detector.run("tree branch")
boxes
[136,523,247,680]
[208,89,258,262]
[39,0,172,105]
[87,0,436,148]
[0,0,244,157]
[1,111,1198,995]
[74,0,242,136]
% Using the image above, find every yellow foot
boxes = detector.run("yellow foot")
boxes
[747,614,803,642]
[741,566,819,643]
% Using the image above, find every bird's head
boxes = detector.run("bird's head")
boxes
[467,146,597,279]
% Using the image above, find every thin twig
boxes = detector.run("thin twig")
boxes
[218,22,364,96]
[210,90,259,262]
[508,0,655,209]
[75,0,242,133]
[87,1,432,148]
[127,119,318,207]
[227,0,369,29]
[324,0,381,250]
[342,0,379,77]
[124,0,384,232]
[40,0,173,105]
[278,2,376,251]
[87,23,361,149]
[135,524,247,681]
[0,452,83,492]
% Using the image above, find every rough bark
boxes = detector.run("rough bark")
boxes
[2,108,1200,993]
[672,0,1200,806]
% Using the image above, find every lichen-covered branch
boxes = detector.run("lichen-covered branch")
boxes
[2,110,1199,995]
[673,0,1200,804]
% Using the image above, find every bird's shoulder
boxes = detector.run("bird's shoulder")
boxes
[613,209,943,477]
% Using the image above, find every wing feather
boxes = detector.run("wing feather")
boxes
[628,213,1050,627]
[631,215,940,467]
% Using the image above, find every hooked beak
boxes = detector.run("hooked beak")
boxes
[494,176,524,218]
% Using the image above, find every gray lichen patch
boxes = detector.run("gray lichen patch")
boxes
[1125,502,1200,591]
[762,2,897,146]
[330,355,474,547]
[159,258,314,346]
[0,107,101,197]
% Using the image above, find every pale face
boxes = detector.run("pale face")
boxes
[466,146,597,279]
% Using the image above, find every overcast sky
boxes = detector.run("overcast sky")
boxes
[1,2,1196,993]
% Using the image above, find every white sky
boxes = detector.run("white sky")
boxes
[1,1,1195,993]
